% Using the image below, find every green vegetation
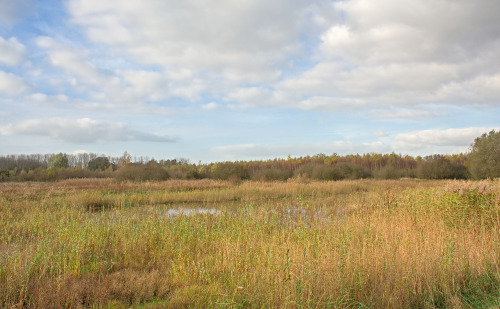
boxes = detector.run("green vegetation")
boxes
[469,130,500,179]
[88,156,111,171]
[48,152,69,170]
[115,161,170,181]
[1,179,499,308]
[0,151,474,182]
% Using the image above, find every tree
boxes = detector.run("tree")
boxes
[114,161,169,181]
[417,155,467,179]
[118,151,132,167]
[88,156,111,171]
[469,130,500,179]
[48,153,69,170]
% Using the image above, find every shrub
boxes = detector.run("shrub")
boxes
[373,166,404,179]
[251,168,293,181]
[294,163,369,181]
[114,162,169,181]
[418,155,468,179]
[211,162,250,180]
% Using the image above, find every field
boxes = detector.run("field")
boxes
[1,179,500,308]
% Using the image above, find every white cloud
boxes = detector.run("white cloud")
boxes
[118,69,168,101]
[210,127,499,161]
[202,102,218,111]
[43,0,500,115]
[211,141,388,161]
[0,118,176,144]
[394,127,500,152]
[328,0,500,64]
[36,36,104,83]
[224,87,274,107]
[373,130,388,138]
[275,0,500,113]
[371,107,444,119]
[29,93,69,104]
[0,70,30,96]
[66,0,330,89]
[0,37,26,66]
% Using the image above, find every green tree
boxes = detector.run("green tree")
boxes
[88,157,111,171]
[469,130,500,179]
[417,155,467,179]
[48,153,69,170]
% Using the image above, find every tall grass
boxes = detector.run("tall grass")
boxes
[1,179,499,308]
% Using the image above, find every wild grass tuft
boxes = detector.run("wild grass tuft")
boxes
[1,179,499,308]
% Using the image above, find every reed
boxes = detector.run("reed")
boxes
[0,179,499,308]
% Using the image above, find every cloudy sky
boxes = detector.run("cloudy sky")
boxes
[1,0,499,162]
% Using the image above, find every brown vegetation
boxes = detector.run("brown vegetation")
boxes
[1,179,499,308]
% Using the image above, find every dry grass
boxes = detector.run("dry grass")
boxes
[1,179,499,308]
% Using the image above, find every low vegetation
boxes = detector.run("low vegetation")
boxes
[1,178,499,308]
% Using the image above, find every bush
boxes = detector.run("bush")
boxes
[417,155,468,179]
[329,163,370,180]
[373,166,404,179]
[167,165,206,179]
[114,162,169,181]
[293,163,317,179]
[211,162,249,180]
[294,163,369,181]
[251,168,293,181]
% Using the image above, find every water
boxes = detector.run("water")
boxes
[159,207,221,217]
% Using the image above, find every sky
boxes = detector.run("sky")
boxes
[1,0,499,163]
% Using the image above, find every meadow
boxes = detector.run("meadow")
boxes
[1,178,499,308]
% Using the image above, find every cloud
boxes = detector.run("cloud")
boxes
[29,93,69,104]
[371,107,444,119]
[0,118,176,143]
[0,0,33,25]
[0,37,26,66]
[325,0,500,64]
[211,127,500,161]
[373,130,388,138]
[36,36,104,83]
[202,102,218,111]
[211,141,388,161]
[274,0,500,112]
[394,127,500,152]
[66,0,330,88]
[36,0,500,116]
[0,70,30,96]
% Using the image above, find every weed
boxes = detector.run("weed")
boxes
[1,179,499,308]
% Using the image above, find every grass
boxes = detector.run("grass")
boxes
[1,178,499,308]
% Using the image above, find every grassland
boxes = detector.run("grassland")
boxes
[1,178,499,308]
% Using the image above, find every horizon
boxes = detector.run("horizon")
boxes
[0,148,472,165]
[1,0,500,163]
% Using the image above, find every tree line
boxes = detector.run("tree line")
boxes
[1,130,499,182]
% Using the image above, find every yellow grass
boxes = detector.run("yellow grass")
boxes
[0,179,499,308]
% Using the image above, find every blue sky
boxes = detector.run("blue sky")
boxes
[1,0,499,163]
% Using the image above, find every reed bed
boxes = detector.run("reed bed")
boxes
[0,179,499,308]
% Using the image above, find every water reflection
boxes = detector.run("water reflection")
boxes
[160,208,221,217]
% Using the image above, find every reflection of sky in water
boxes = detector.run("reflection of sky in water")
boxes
[92,205,346,228]
[161,208,221,217]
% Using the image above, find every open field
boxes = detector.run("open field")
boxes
[1,179,500,308]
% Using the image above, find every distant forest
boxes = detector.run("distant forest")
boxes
[1,130,499,182]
